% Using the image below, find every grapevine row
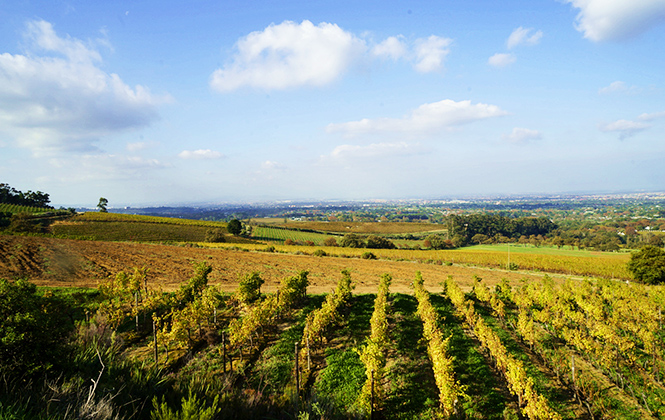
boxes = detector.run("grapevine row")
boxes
[444,276,562,420]
[299,270,354,376]
[474,277,652,419]
[355,273,392,413]
[412,272,464,418]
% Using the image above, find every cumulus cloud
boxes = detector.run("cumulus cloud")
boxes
[326,99,507,137]
[488,53,516,68]
[0,20,169,156]
[566,0,665,41]
[599,110,665,139]
[599,119,651,139]
[210,20,366,91]
[502,127,542,143]
[637,110,665,121]
[178,149,224,160]
[507,27,543,49]
[210,21,453,91]
[412,36,452,73]
[371,36,408,60]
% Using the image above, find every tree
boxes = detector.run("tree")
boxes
[226,219,242,235]
[97,197,108,212]
[627,245,665,285]
[365,235,396,249]
[340,233,365,248]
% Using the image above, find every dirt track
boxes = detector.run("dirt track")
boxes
[0,234,546,293]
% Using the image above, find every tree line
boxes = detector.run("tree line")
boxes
[0,183,52,208]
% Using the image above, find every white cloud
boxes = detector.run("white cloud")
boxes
[488,53,516,68]
[328,142,420,159]
[0,20,169,156]
[178,149,224,159]
[502,127,542,143]
[413,35,452,73]
[599,119,651,139]
[210,22,453,91]
[566,0,665,41]
[507,27,543,49]
[210,20,366,91]
[371,36,408,60]
[598,80,643,95]
[326,99,508,137]
[637,110,665,121]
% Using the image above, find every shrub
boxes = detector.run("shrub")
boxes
[340,234,365,248]
[323,237,339,247]
[204,229,226,243]
[236,271,264,304]
[365,235,396,249]
[313,249,327,257]
[284,239,295,245]
[0,278,71,378]
[361,252,377,260]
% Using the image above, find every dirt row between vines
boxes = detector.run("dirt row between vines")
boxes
[0,234,549,293]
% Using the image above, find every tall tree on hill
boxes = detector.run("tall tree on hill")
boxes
[97,197,108,213]
[226,219,242,235]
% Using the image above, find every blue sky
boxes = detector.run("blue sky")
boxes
[1,0,665,207]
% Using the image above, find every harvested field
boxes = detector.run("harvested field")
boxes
[0,234,548,293]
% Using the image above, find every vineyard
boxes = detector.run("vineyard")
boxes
[49,212,238,243]
[206,242,632,280]
[0,203,57,214]
[5,261,664,420]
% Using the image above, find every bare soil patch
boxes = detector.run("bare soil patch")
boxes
[0,234,547,293]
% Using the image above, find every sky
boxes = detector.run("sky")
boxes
[1,0,665,207]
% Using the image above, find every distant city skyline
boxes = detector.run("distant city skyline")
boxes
[1,1,665,207]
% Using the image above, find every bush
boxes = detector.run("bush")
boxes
[365,235,396,249]
[313,249,327,257]
[0,278,71,378]
[323,237,338,247]
[284,239,295,245]
[340,234,365,248]
[204,229,226,243]
[361,252,377,260]
[236,272,264,304]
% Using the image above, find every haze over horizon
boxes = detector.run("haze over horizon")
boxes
[2,1,665,207]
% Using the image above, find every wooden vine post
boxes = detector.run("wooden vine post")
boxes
[152,318,158,367]
[222,332,227,373]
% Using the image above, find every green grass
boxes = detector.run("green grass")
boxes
[384,293,440,419]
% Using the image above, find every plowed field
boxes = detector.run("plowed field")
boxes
[0,234,547,293]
